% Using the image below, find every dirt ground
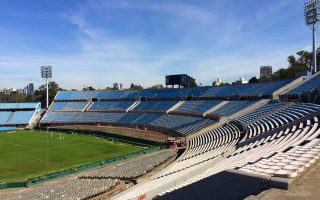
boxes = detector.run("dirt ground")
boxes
[54,125,170,143]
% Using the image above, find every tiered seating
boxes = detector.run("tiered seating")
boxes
[4,177,119,200]
[119,113,214,135]
[42,111,214,135]
[133,101,178,112]
[54,79,292,101]
[237,101,286,123]
[155,124,240,177]
[174,100,222,114]
[138,88,192,99]
[55,90,138,100]
[200,79,292,98]
[112,103,320,199]
[2,150,176,200]
[88,101,134,111]
[154,119,320,198]
[0,126,16,132]
[113,124,241,200]
[0,102,40,126]
[84,150,176,179]
[149,114,214,135]
[0,102,40,109]
[8,111,35,125]
[243,103,320,140]
[285,73,320,96]
[41,112,125,124]
[209,100,257,116]
[0,111,11,124]
[51,101,88,111]
[117,113,146,124]
[238,139,320,178]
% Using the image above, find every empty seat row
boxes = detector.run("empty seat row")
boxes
[153,118,320,198]
[41,112,215,135]
[239,139,320,178]
[2,150,176,200]
[0,102,39,110]
[0,111,35,125]
[210,100,257,116]
[174,100,222,114]
[112,104,320,200]
[133,101,178,112]
[285,73,320,95]
[237,101,286,123]
[54,79,292,101]
[200,79,292,98]
[85,150,176,180]
[51,101,88,111]
[88,101,134,111]
[245,103,320,139]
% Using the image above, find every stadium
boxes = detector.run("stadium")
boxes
[0,71,320,199]
[2,0,320,200]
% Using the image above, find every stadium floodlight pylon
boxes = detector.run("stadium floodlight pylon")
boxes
[305,0,320,74]
[40,66,52,108]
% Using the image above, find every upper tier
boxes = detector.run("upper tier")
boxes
[54,79,293,101]
[0,102,41,126]
[285,72,320,96]
[0,102,40,110]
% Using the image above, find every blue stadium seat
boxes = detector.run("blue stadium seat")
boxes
[286,73,320,95]
[51,102,88,111]
[0,111,11,124]
[8,111,35,125]
[133,101,178,112]
[88,101,134,111]
[175,100,222,113]
[210,101,257,116]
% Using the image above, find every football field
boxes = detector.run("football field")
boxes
[0,130,143,182]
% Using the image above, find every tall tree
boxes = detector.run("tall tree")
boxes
[249,48,318,83]
[248,77,259,83]
[83,86,96,91]
[129,83,143,90]
[148,84,164,90]
[187,75,197,87]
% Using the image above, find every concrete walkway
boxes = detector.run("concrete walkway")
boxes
[246,160,320,200]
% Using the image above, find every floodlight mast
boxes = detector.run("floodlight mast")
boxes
[40,66,52,109]
[305,0,320,74]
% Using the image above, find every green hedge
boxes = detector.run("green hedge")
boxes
[0,182,26,190]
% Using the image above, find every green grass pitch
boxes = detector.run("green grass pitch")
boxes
[0,130,144,182]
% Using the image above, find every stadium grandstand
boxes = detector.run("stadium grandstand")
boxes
[2,73,320,200]
[4,0,320,199]
[0,102,41,130]
[280,71,320,102]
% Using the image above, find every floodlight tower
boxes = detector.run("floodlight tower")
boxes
[305,0,320,74]
[41,66,52,108]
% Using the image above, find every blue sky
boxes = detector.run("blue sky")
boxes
[0,0,313,89]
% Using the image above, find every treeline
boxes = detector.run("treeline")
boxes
[0,82,64,108]
[248,49,319,83]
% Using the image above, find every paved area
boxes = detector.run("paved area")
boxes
[247,159,320,200]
